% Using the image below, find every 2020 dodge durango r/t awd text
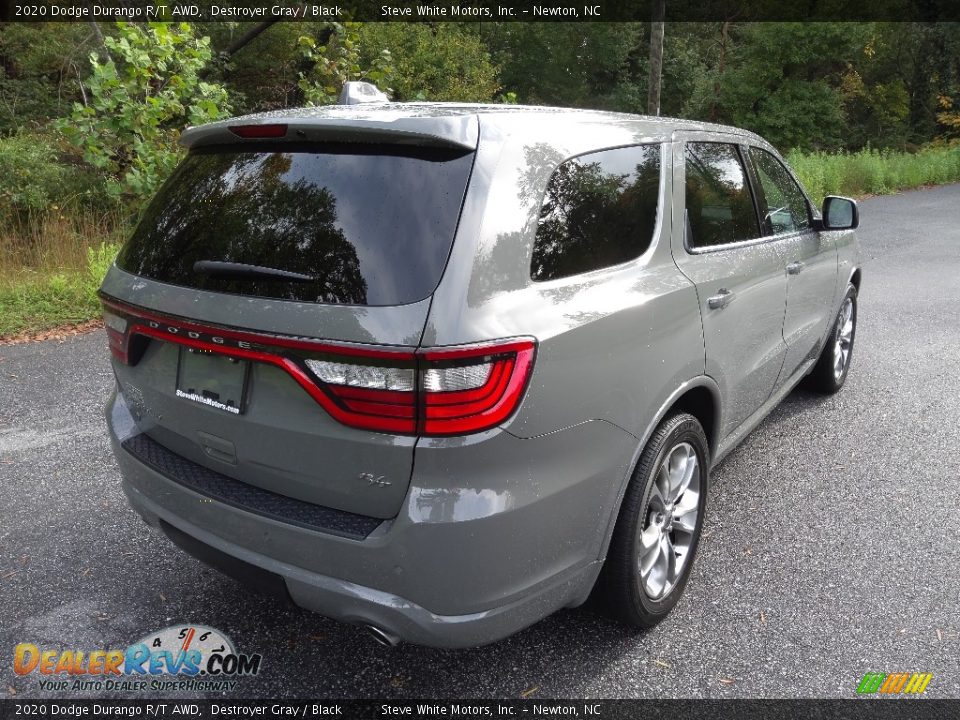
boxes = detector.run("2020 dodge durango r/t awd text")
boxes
[101,104,861,648]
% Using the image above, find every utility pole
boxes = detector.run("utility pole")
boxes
[647,0,666,116]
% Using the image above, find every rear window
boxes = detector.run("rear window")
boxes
[117,144,474,306]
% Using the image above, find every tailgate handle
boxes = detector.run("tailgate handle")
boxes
[197,431,237,466]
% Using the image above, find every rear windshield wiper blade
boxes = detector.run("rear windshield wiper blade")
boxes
[192,261,316,283]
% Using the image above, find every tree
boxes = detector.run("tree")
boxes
[716,23,867,151]
[357,24,500,102]
[647,0,665,115]
[297,22,394,106]
[57,22,231,203]
[485,23,644,109]
[0,22,95,134]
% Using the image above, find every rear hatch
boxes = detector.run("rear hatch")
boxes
[102,115,477,519]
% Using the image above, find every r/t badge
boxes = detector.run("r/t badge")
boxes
[360,472,391,487]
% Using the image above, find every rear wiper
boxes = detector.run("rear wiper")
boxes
[192,260,316,283]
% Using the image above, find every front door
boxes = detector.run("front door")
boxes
[746,146,839,382]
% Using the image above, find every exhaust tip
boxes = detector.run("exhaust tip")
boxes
[364,624,401,648]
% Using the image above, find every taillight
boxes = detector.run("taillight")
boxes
[305,358,419,433]
[420,341,536,435]
[228,124,288,139]
[101,297,535,437]
[102,309,129,363]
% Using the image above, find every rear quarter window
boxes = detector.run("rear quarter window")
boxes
[117,144,474,306]
[530,144,661,282]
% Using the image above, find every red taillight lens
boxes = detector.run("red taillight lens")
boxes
[304,340,536,435]
[102,308,129,363]
[305,358,418,433]
[420,340,536,435]
[228,123,288,139]
[100,297,535,436]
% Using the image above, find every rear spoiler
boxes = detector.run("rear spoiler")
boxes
[180,110,479,152]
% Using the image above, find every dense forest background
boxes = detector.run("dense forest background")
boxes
[3,22,960,150]
[1,20,959,337]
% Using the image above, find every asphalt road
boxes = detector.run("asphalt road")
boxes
[2,184,959,700]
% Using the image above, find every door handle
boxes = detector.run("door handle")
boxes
[707,289,734,310]
[786,261,805,275]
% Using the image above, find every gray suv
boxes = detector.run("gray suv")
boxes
[101,104,861,648]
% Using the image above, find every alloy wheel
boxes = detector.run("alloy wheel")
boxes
[833,297,855,381]
[638,442,702,600]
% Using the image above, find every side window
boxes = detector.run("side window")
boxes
[684,142,760,249]
[748,147,811,235]
[531,144,661,282]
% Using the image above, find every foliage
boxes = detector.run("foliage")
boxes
[937,94,960,136]
[788,144,960,205]
[357,24,499,102]
[0,23,97,135]
[57,22,231,204]
[195,22,307,114]
[86,241,121,293]
[297,23,394,106]
[0,237,121,338]
[486,23,644,109]
[0,133,107,222]
[5,20,960,336]
[714,23,867,151]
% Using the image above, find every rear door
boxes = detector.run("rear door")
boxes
[102,140,475,519]
[671,138,788,439]
[746,145,838,383]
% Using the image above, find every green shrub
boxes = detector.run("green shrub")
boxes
[298,23,395,106]
[0,240,120,337]
[57,22,231,205]
[788,144,960,205]
[85,241,121,295]
[0,134,107,222]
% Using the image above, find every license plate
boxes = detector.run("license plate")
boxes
[175,347,249,415]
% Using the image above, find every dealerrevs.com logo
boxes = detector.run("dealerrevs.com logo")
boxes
[13,625,262,693]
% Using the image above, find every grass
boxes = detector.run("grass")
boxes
[0,210,124,338]
[788,144,960,206]
[1,143,959,339]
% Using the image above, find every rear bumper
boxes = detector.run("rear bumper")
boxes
[108,389,637,648]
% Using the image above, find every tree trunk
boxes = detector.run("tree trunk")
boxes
[647,0,666,116]
[710,21,730,123]
[223,21,279,58]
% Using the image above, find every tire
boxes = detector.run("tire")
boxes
[809,283,857,394]
[593,412,709,629]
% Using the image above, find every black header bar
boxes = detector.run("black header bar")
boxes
[2,0,960,22]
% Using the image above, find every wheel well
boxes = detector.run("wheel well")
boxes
[850,268,861,291]
[668,386,718,458]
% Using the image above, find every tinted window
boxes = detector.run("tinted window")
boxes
[685,142,760,249]
[531,145,661,282]
[749,147,810,234]
[117,144,474,306]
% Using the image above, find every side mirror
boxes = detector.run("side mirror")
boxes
[821,196,859,230]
